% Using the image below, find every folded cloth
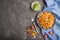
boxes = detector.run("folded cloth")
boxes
[41,0,60,40]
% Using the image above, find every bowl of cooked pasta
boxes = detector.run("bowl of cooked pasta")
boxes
[36,11,55,29]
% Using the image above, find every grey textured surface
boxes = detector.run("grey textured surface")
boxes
[0,0,44,40]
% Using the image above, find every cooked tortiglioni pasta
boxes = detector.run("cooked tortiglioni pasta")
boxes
[38,11,55,29]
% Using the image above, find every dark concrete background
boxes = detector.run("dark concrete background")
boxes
[0,0,44,40]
